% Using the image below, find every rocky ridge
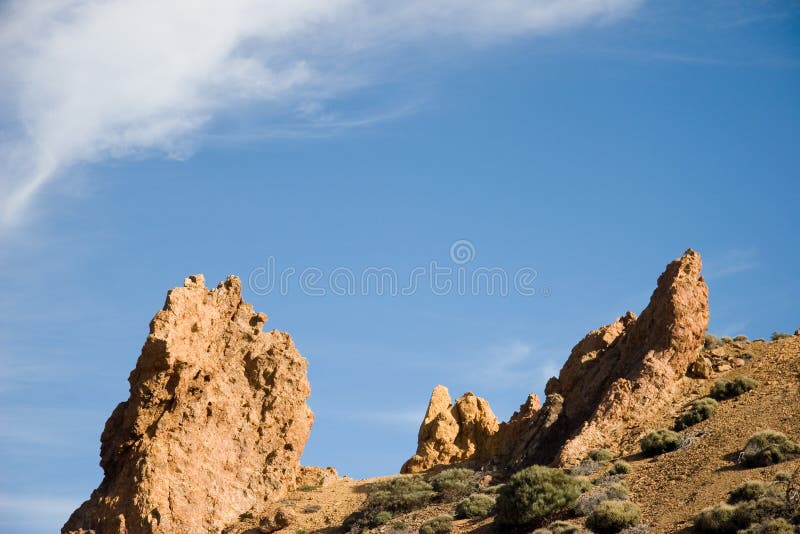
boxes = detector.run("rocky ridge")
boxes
[403,249,711,471]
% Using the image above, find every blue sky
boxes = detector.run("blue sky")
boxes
[1,1,799,532]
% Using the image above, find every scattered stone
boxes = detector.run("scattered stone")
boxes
[689,357,713,379]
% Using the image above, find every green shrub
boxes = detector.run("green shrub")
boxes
[710,376,757,401]
[419,515,452,534]
[585,500,641,534]
[495,466,586,527]
[482,484,504,494]
[741,518,796,534]
[532,520,584,533]
[731,497,787,529]
[741,352,755,360]
[297,484,319,491]
[674,398,718,430]
[640,429,681,457]
[345,475,435,530]
[609,461,632,475]
[430,468,477,500]
[588,449,615,462]
[575,484,629,516]
[455,493,495,519]
[734,335,749,342]
[721,336,734,344]
[693,504,738,534]
[771,332,792,341]
[373,511,392,525]
[741,430,800,467]
[727,481,780,504]
[705,334,722,349]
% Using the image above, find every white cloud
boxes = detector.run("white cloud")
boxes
[0,0,639,228]
[704,248,760,280]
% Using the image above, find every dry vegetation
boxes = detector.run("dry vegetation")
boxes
[269,336,799,534]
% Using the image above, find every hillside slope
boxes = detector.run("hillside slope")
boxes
[268,335,799,534]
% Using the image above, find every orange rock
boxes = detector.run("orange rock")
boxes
[63,275,313,534]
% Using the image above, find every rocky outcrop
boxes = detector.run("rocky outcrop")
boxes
[401,386,500,473]
[63,275,314,534]
[402,249,710,471]
[551,248,709,464]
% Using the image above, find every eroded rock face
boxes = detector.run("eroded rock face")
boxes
[401,386,499,473]
[403,249,709,471]
[553,249,708,464]
[63,275,314,534]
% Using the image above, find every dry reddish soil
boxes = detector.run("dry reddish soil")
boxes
[274,336,800,534]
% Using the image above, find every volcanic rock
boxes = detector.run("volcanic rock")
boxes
[63,275,314,534]
[402,249,710,470]
[401,386,499,473]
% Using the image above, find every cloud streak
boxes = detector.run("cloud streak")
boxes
[0,0,639,228]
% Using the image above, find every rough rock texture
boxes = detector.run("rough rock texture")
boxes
[63,275,314,534]
[552,248,709,465]
[401,386,499,473]
[403,249,709,471]
[296,466,340,488]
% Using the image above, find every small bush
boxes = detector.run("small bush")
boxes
[532,520,585,533]
[771,332,792,341]
[705,333,722,349]
[740,430,800,467]
[575,484,629,516]
[741,518,796,534]
[693,504,738,534]
[455,493,495,519]
[727,481,780,504]
[373,510,392,525]
[731,497,787,529]
[588,449,615,463]
[741,352,755,360]
[734,335,749,342]
[297,484,319,492]
[495,466,586,527]
[640,429,681,457]
[721,336,734,344]
[585,500,641,534]
[346,475,435,530]
[483,484,504,494]
[430,468,477,500]
[674,398,718,430]
[610,461,632,475]
[710,376,758,401]
[419,515,452,534]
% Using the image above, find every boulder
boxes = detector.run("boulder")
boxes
[63,275,314,534]
[401,386,499,473]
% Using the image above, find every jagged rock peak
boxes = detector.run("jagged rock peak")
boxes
[401,386,500,473]
[402,249,709,471]
[64,275,314,534]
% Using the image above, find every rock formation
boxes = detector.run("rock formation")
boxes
[63,275,314,534]
[402,249,710,471]
[401,386,500,473]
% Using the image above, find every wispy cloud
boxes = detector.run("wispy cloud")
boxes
[0,0,640,229]
[460,340,559,390]
[704,248,760,280]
